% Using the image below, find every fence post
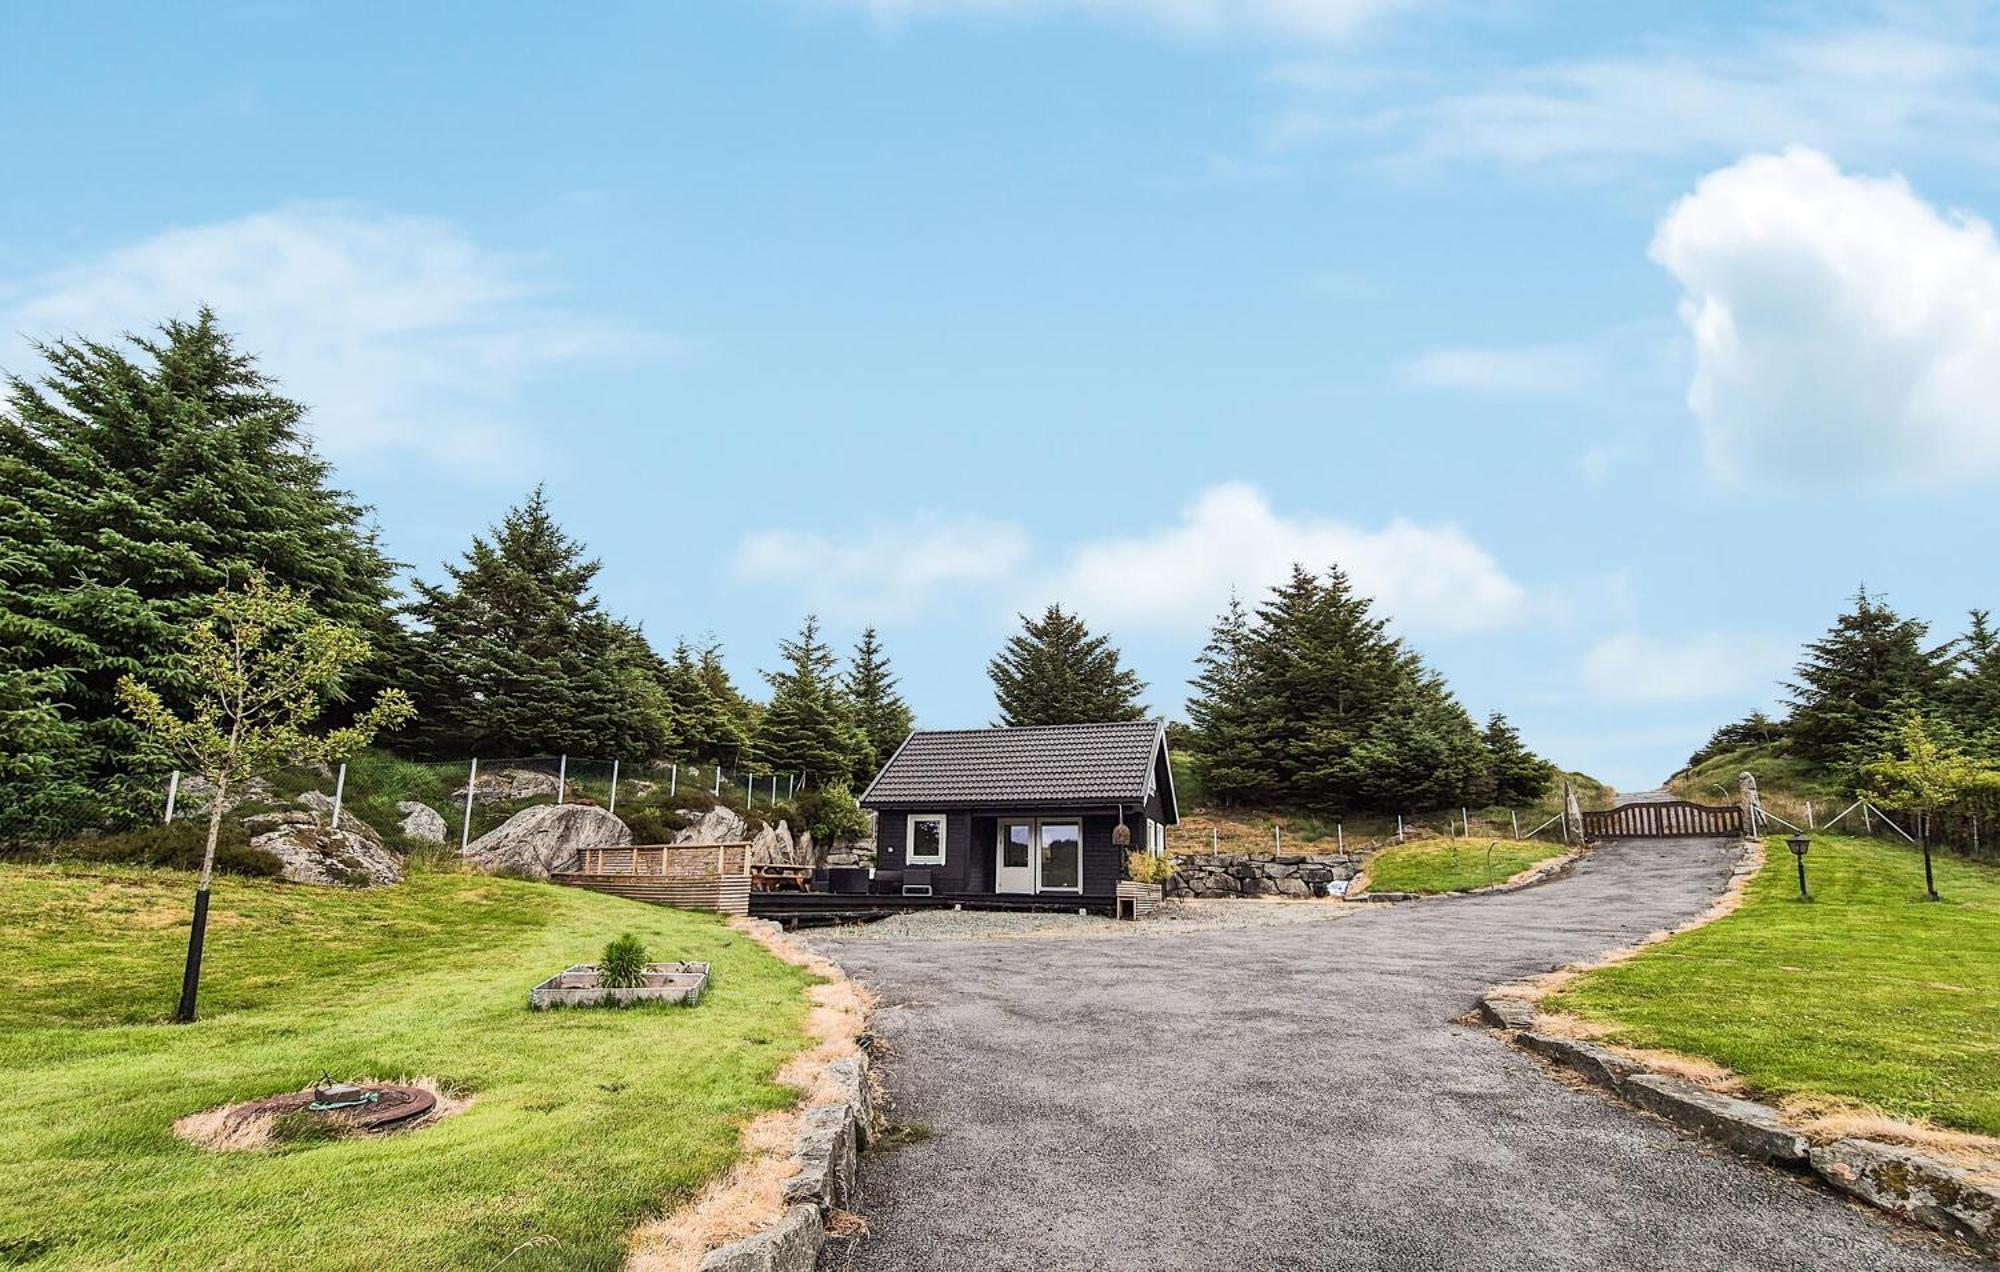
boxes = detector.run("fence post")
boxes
[1396,813,1404,842]
[608,759,620,815]
[1510,809,1520,840]
[1274,824,1281,853]
[332,761,347,828]
[1806,799,1815,830]
[712,765,720,797]
[1337,823,1344,853]
[670,764,678,798]
[1210,827,1217,852]
[164,770,180,824]
[461,758,478,853]
[557,754,567,805]
[771,774,778,804]
[1462,807,1470,837]
[745,773,753,807]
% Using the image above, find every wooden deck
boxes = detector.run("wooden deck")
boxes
[551,843,753,917]
[748,891,1118,926]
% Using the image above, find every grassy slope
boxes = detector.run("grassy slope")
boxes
[1671,739,1846,809]
[1549,834,2000,1136]
[1363,836,1571,895]
[0,866,812,1270]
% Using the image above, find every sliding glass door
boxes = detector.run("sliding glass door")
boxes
[1037,820,1082,893]
[992,818,1084,893]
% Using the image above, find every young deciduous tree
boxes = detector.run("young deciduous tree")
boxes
[117,574,413,1022]
[988,604,1146,727]
[1859,714,1993,902]
[845,626,914,784]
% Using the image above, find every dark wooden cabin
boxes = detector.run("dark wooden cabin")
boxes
[858,720,1179,903]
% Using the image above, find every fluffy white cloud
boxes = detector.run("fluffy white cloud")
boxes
[1651,147,2000,487]
[733,516,1032,622]
[0,204,655,469]
[1580,631,1792,704]
[842,0,1411,41]
[733,483,1531,637]
[1034,482,1527,636]
[1396,343,1598,397]
[1269,27,2000,173]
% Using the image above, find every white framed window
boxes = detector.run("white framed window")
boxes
[1148,819,1165,857]
[906,813,947,865]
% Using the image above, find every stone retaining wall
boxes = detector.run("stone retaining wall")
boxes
[1166,853,1359,898]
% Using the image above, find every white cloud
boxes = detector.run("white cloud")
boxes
[733,482,1532,638]
[1651,147,2000,487]
[0,204,657,470]
[1580,631,1792,704]
[732,516,1032,622]
[1397,343,1598,397]
[1269,26,2000,174]
[839,0,1413,41]
[1035,482,1527,636]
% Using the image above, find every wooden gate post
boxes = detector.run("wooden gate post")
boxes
[1738,771,1760,840]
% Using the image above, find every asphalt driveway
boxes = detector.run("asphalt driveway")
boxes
[819,838,1981,1270]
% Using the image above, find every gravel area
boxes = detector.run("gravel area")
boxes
[822,838,1980,1271]
[811,898,1352,943]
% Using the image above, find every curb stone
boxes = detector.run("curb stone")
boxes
[1477,995,1536,1032]
[1809,1139,2000,1257]
[699,1050,877,1272]
[1620,1074,1808,1164]
[1518,1031,1644,1092]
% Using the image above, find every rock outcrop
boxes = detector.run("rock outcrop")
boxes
[242,811,404,887]
[453,767,560,805]
[462,803,631,879]
[672,803,750,846]
[395,800,448,844]
[295,790,382,843]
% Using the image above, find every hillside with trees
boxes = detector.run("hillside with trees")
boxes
[1674,589,2000,850]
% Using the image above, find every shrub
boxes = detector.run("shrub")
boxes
[26,820,284,878]
[791,783,868,844]
[1125,851,1177,886]
[598,934,650,988]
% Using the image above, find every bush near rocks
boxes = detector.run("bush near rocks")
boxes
[21,820,283,879]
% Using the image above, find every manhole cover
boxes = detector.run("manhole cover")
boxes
[226,1083,437,1134]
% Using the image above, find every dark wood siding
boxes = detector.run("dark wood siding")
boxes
[879,809,1122,899]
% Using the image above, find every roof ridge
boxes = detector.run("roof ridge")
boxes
[905,719,1160,737]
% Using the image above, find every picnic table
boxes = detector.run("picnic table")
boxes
[751,863,813,893]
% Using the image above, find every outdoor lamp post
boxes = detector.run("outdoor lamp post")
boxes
[1787,833,1811,901]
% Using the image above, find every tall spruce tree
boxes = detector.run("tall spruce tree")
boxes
[661,640,749,764]
[699,641,761,748]
[1185,593,1264,804]
[845,626,913,783]
[0,310,398,836]
[1947,610,2000,756]
[1482,711,1558,805]
[401,487,674,759]
[1785,588,1953,766]
[988,604,1146,727]
[1183,564,1496,813]
[754,615,865,778]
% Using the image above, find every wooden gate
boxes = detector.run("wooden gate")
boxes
[1581,801,1742,840]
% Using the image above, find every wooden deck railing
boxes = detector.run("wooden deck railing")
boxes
[565,842,751,879]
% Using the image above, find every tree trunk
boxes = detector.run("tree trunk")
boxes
[176,771,229,1023]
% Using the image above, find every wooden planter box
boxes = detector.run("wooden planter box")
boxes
[1115,881,1163,920]
[527,961,710,1010]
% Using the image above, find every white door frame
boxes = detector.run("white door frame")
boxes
[994,818,1035,894]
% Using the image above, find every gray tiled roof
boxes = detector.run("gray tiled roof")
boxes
[860,720,1169,809]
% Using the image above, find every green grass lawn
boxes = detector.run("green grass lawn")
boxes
[0,864,814,1270]
[1549,834,2000,1136]
[1362,836,1570,894]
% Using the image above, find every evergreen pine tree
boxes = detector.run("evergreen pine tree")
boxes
[1482,711,1558,805]
[0,310,398,835]
[845,626,913,784]
[402,487,674,759]
[1185,593,1265,804]
[754,615,865,779]
[987,604,1146,727]
[699,641,761,748]
[1947,610,2000,757]
[1785,587,1953,765]
[661,640,749,764]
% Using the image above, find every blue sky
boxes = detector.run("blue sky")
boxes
[5,1,1998,791]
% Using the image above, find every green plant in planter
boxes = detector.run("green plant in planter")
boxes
[598,933,651,988]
